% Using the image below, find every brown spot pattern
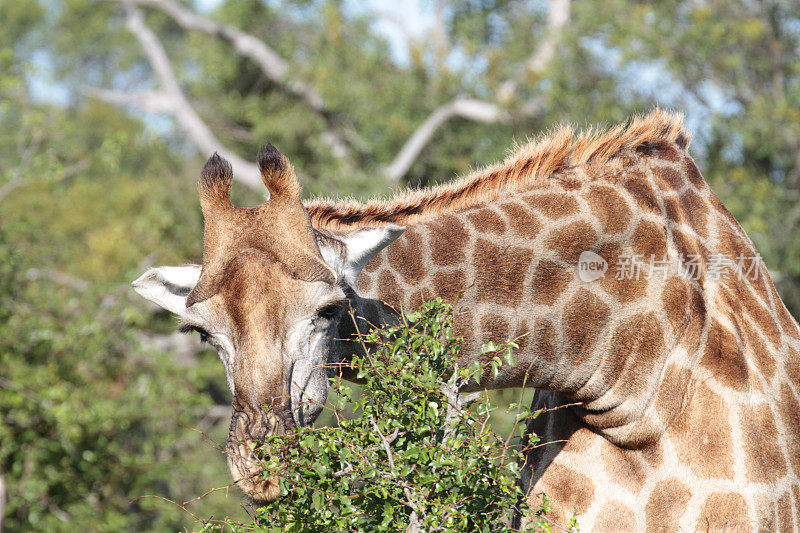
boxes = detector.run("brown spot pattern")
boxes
[585,185,632,233]
[499,201,543,239]
[431,269,467,304]
[653,166,684,191]
[600,443,647,493]
[545,220,599,263]
[662,277,690,335]
[631,220,667,259]
[701,321,749,391]
[387,227,427,284]
[777,384,800,476]
[598,240,648,304]
[685,157,705,188]
[562,289,610,369]
[668,382,734,480]
[481,314,510,343]
[474,239,533,307]
[424,214,469,267]
[741,403,787,483]
[623,172,661,214]
[645,478,691,532]
[466,207,507,234]
[523,193,579,219]
[529,259,572,305]
[537,463,595,524]
[377,269,403,310]
[595,500,637,531]
[696,492,750,532]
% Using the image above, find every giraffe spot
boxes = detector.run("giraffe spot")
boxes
[431,269,467,304]
[387,227,427,284]
[645,478,691,532]
[663,195,687,227]
[362,248,384,273]
[685,157,705,188]
[537,463,596,524]
[408,287,434,311]
[741,402,787,483]
[452,307,475,354]
[356,271,373,293]
[474,239,533,307]
[653,362,691,427]
[586,312,665,417]
[640,440,664,469]
[672,227,707,271]
[511,319,530,353]
[662,277,690,335]
[523,193,579,219]
[652,166,684,191]
[778,491,793,532]
[424,214,469,267]
[700,320,750,391]
[499,202,542,239]
[631,220,667,259]
[562,289,610,370]
[377,269,403,310]
[696,492,750,532]
[600,443,647,493]
[777,384,800,476]
[595,500,637,532]
[584,185,632,234]
[742,318,776,380]
[680,288,706,351]
[716,223,751,260]
[545,220,598,264]
[786,346,800,390]
[480,314,510,344]
[668,381,734,480]
[719,271,781,351]
[529,259,573,305]
[531,318,558,367]
[598,240,648,304]
[793,485,800,521]
[466,207,507,235]
[623,171,661,214]
[679,188,709,238]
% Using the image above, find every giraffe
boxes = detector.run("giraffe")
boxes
[132,110,800,530]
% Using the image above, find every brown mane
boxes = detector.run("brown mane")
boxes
[306,109,690,229]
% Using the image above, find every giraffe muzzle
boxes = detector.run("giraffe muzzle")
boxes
[225,399,296,503]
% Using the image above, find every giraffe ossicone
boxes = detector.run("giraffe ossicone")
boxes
[133,109,800,530]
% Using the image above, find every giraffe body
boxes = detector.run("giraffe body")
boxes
[133,111,800,529]
[309,111,800,530]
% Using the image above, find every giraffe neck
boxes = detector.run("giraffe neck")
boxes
[348,143,725,447]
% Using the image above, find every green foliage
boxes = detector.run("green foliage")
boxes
[200,299,562,532]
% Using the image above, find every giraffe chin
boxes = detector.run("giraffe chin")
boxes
[225,402,296,504]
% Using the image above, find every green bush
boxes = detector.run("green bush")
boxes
[201,299,569,533]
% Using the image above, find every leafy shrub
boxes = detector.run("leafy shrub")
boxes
[202,298,563,532]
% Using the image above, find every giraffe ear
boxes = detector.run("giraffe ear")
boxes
[316,225,405,286]
[131,265,202,316]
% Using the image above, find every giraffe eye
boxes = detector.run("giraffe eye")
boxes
[318,304,340,319]
[180,324,210,343]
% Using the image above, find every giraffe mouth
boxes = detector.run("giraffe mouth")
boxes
[225,399,296,503]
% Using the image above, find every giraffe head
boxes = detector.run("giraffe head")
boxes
[131,145,404,502]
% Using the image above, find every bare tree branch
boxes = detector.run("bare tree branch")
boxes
[87,3,263,188]
[384,0,569,184]
[525,0,570,75]
[127,0,355,165]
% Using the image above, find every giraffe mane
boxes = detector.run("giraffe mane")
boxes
[306,108,691,229]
